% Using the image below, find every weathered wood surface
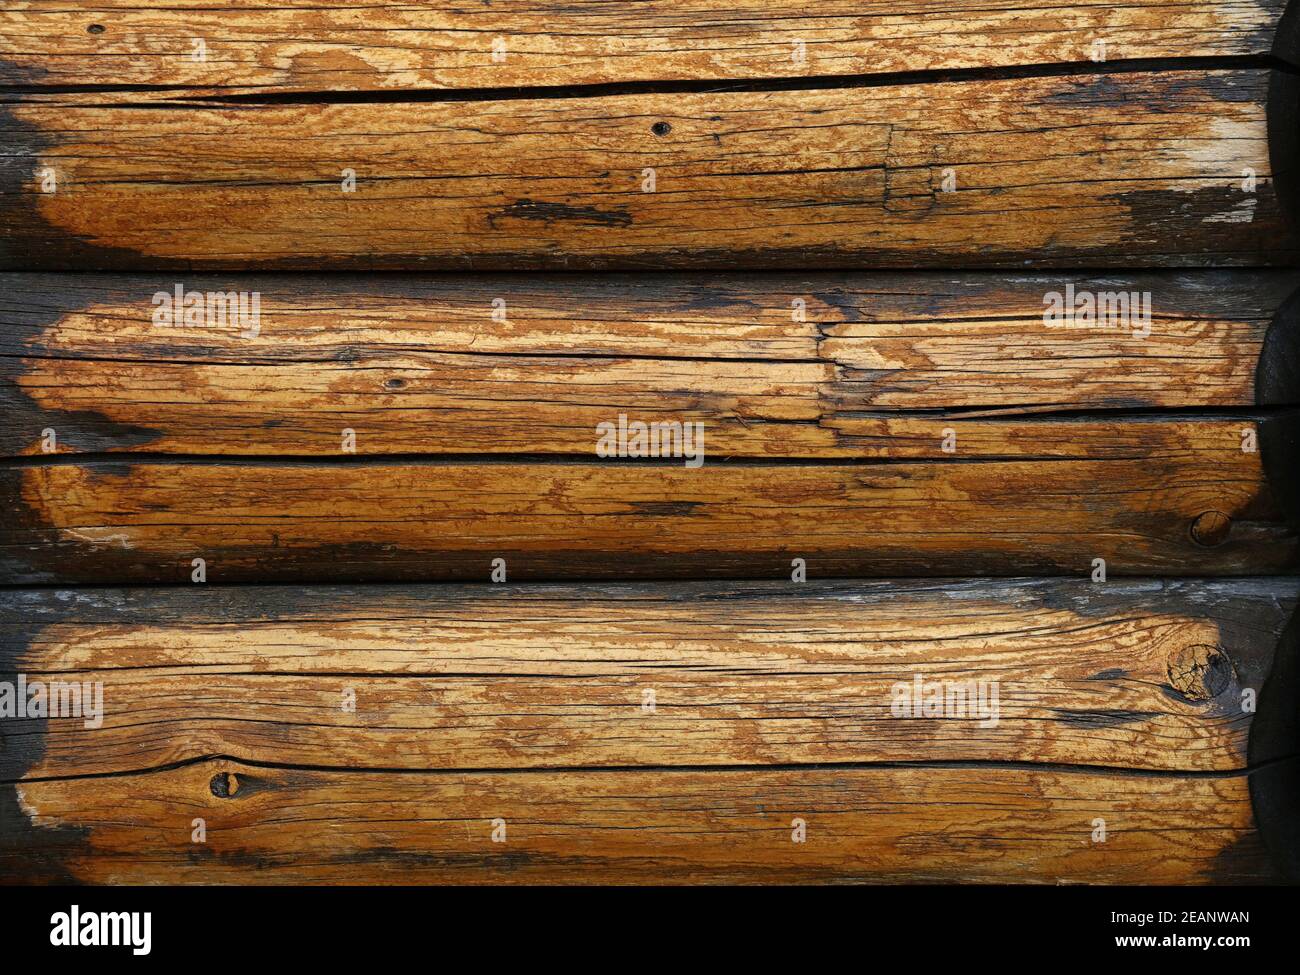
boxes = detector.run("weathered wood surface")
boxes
[3,272,1297,584]
[2,579,1297,883]
[4,760,1292,884]
[3,271,1299,457]
[1,0,1294,93]
[1,68,1296,269]
[1,443,1296,583]
[3,579,1296,777]
[3,4,1299,889]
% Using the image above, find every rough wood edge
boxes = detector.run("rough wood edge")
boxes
[1268,60,1300,247]
[1258,289,1300,533]
[1249,599,1300,883]
[0,591,84,883]
[1274,0,1300,66]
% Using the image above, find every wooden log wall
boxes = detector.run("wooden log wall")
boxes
[2,1,1300,887]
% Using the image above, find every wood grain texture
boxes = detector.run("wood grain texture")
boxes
[3,4,1299,889]
[1,442,1294,583]
[6,271,1294,583]
[3,271,1299,458]
[1,68,1296,270]
[2,760,1290,884]
[0,0,1291,93]
[2,580,1297,885]
[1,579,1294,778]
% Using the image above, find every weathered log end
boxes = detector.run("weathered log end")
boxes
[1266,0,1300,255]
[0,104,186,272]
[0,103,47,268]
[1261,287,1300,405]
[1249,601,1300,882]
[1273,0,1300,67]
[1242,284,1299,883]
[0,594,87,884]
[1259,290,1300,532]
[1269,65,1300,247]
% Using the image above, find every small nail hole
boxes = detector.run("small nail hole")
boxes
[651,121,672,137]
[87,24,106,34]
[210,772,237,798]
[385,378,405,389]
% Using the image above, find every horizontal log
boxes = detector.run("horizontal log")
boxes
[1,579,1295,779]
[4,759,1295,884]
[3,271,1300,458]
[1,440,1296,583]
[2,578,1296,884]
[4,271,1297,582]
[2,68,1298,269]
[0,0,1293,93]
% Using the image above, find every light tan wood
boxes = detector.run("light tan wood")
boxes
[2,435,1292,584]
[1,69,1292,269]
[2,759,1282,884]
[5,579,1292,778]
[4,271,1295,458]
[0,1,1288,93]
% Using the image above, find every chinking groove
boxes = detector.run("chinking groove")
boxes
[1,54,1295,106]
[0,349,826,367]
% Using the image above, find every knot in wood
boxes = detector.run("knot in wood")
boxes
[1166,644,1234,701]
[1189,510,1232,547]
